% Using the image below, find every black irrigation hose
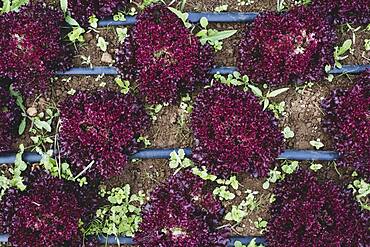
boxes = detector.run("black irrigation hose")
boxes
[0,148,339,164]
[55,65,370,76]
[0,234,266,246]
[97,12,259,27]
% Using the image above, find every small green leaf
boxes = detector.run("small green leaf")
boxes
[282,126,294,139]
[325,64,332,73]
[263,99,269,110]
[200,17,208,28]
[116,27,128,43]
[65,15,80,26]
[267,87,289,98]
[89,15,99,28]
[18,117,26,135]
[34,119,52,132]
[214,4,228,12]
[309,163,323,172]
[205,30,238,43]
[178,149,185,159]
[327,74,334,82]
[338,39,352,56]
[248,85,263,98]
[310,139,324,150]
[60,0,68,13]
[97,36,108,52]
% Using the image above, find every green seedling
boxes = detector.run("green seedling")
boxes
[282,126,294,139]
[213,186,235,201]
[97,36,108,52]
[0,144,27,200]
[248,84,289,111]
[115,77,130,94]
[215,4,228,12]
[169,149,193,174]
[84,184,145,239]
[196,17,237,51]
[309,163,323,172]
[310,138,324,150]
[334,39,353,68]
[0,0,28,14]
[348,179,370,211]
[225,190,259,223]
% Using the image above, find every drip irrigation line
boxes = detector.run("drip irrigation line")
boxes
[0,234,266,246]
[56,64,370,76]
[0,149,338,164]
[97,12,259,27]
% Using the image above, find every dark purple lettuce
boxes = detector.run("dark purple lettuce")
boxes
[0,83,21,152]
[115,4,214,104]
[312,0,370,25]
[191,84,283,177]
[59,90,150,179]
[267,169,369,246]
[135,171,228,246]
[321,73,370,178]
[0,3,72,96]
[238,6,337,86]
[1,170,100,247]
[68,0,128,26]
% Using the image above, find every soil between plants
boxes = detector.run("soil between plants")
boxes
[3,0,369,244]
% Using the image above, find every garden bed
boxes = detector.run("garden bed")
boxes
[0,0,369,246]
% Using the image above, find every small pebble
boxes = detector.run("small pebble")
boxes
[101,52,113,63]
[26,107,37,117]
[235,226,244,232]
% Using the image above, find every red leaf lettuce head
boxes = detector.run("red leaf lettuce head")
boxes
[135,170,229,247]
[191,84,283,177]
[68,0,128,26]
[1,170,101,247]
[321,73,370,178]
[0,82,21,152]
[115,4,214,104]
[312,0,370,25]
[267,169,369,246]
[0,2,73,96]
[238,6,337,86]
[59,90,150,180]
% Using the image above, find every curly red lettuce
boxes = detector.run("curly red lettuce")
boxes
[191,84,283,177]
[0,3,72,96]
[312,0,370,25]
[321,73,370,178]
[0,83,21,152]
[135,171,228,247]
[115,4,214,104]
[238,6,336,86]
[59,90,150,179]
[267,169,369,246]
[1,170,100,247]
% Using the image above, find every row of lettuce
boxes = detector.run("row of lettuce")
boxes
[0,1,369,247]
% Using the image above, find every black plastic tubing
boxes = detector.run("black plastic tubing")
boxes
[56,65,370,76]
[0,148,339,164]
[0,234,266,246]
[97,12,259,27]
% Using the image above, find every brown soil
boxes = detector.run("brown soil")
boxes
[279,75,358,150]
[3,0,368,242]
[337,24,370,65]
